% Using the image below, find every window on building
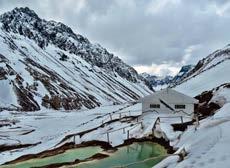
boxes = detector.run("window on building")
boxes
[175,105,186,109]
[150,104,160,108]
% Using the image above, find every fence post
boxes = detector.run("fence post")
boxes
[73,136,75,144]
[107,132,110,143]
[157,117,160,123]
[127,130,130,139]
[179,148,187,161]
[152,117,160,137]
[180,116,183,124]
[154,117,160,129]
[136,117,139,122]
[79,135,81,143]
[109,113,112,120]
[123,128,125,134]
[141,122,144,129]
[195,115,199,126]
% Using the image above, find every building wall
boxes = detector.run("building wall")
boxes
[142,101,195,115]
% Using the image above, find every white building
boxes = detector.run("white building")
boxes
[140,88,198,115]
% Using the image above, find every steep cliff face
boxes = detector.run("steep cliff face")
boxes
[169,65,194,86]
[0,7,152,111]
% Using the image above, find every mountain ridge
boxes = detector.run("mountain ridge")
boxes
[0,7,141,83]
[0,7,152,111]
[175,45,230,96]
[140,64,193,90]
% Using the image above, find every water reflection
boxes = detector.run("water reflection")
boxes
[0,146,102,168]
[77,141,167,168]
[0,142,166,168]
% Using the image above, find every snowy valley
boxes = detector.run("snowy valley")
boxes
[0,7,230,168]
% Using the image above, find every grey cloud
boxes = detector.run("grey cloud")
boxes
[0,0,230,69]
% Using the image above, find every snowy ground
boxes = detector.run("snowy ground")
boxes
[153,84,168,91]
[0,103,192,165]
[175,59,230,97]
[1,86,230,168]
[155,86,230,168]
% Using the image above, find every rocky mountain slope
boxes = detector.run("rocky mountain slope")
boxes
[174,45,230,96]
[0,7,152,111]
[140,65,193,90]
[140,73,173,89]
[170,65,194,86]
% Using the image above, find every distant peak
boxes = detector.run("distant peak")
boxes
[12,7,38,17]
[180,64,194,72]
[0,7,75,35]
[0,7,40,21]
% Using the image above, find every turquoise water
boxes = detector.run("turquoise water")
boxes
[0,146,102,168]
[0,142,167,168]
[77,141,167,168]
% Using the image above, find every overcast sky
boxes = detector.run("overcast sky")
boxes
[1,0,230,76]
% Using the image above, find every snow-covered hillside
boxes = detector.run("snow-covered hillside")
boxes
[156,84,230,168]
[175,45,230,96]
[156,45,230,168]
[0,7,152,111]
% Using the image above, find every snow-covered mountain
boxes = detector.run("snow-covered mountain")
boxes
[170,65,194,85]
[0,7,152,111]
[140,73,173,90]
[175,45,230,96]
[140,65,193,90]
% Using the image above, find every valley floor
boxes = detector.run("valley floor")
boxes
[0,103,189,166]
[1,87,230,168]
